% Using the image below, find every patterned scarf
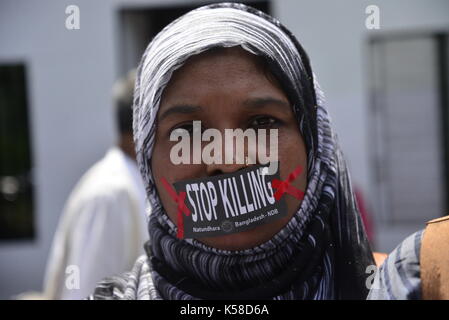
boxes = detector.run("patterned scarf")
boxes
[92,2,374,300]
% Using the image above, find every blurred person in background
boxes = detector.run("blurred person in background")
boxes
[42,70,149,299]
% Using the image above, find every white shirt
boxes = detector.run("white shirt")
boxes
[43,147,149,299]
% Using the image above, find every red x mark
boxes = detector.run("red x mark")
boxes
[160,177,190,239]
[271,165,305,201]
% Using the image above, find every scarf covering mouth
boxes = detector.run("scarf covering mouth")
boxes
[92,2,375,300]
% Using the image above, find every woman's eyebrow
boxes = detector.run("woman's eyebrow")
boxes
[242,97,290,112]
[158,104,203,122]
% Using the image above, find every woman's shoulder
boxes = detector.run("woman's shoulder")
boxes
[367,229,424,300]
[88,255,153,300]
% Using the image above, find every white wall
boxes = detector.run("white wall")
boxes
[0,0,118,298]
[0,0,448,298]
[274,0,449,252]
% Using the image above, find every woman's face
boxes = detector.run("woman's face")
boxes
[151,47,308,251]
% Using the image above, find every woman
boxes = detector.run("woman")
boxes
[91,3,375,300]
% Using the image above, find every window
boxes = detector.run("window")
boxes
[117,1,270,76]
[369,33,449,225]
[368,32,449,250]
[0,64,34,240]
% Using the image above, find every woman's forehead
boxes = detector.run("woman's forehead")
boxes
[166,47,264,83]
[158,47,288,110]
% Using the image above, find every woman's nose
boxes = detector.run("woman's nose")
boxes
[206,161,248,176]
[204,131,254,176]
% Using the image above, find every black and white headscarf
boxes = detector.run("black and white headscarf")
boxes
[92,2,374,300]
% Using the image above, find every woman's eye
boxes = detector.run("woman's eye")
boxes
[175,123,194,133]
[169,121,203,136]
[249,116,281,129]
